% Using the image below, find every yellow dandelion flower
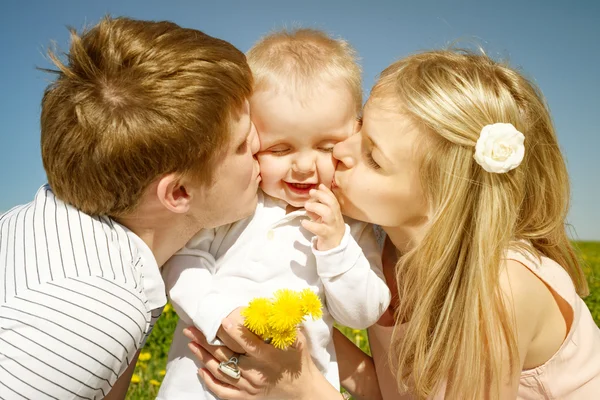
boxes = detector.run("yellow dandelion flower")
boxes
[136,362,147,370]
[149,379,161,386]
[159,370,166,376]
[242,297,273,338]
[268,289,305,332]
[138,352,151,361]
[130,374,141,384]
[270,327,298,349]
[300,288,322,320]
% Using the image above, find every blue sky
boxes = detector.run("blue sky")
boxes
[1,0,598,240]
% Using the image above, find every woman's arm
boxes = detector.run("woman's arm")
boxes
[333,328,382,400]
[184,308,344,400]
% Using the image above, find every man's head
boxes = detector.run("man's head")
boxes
[41,16,259,226]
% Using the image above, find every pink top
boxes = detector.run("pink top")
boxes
[368,249,600,399]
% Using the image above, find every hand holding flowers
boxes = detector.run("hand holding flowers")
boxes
[242,288,323,349]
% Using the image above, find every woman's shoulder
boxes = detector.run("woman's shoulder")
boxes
[499,249,571,371]
[499,257,551,316]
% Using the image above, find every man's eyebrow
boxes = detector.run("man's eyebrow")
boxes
[237,113,252,147]
[245,117,252,138]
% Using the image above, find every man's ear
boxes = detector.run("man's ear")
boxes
[156,173,192,214]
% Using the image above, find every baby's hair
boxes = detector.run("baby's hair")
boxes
[247,28,362,113]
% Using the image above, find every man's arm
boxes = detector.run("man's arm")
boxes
[0,276,149,399]
[103,351,140,400]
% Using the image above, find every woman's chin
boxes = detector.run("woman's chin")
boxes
[337,196,367,222]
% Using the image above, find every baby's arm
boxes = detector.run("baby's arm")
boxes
[163,228,247,345]
[315,221,391,328]
[302,185,391,329]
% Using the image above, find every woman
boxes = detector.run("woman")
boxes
[184,50,600,399]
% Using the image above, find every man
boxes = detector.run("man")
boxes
[0,16,260,399]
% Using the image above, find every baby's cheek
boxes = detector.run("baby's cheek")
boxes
[317,155,337,183]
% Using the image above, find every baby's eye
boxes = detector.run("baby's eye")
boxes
[270,147,290,155]
[318,146,335,153]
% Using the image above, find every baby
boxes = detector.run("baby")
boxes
[157,29,391,400]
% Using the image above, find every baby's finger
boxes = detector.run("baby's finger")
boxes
[301,219,328,237]
[305,211,321,222]
[304,201,330,221]
[309,184,338,207]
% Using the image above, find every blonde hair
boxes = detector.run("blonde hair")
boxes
[372,50,588,399]
[246,28,362,113]
[41,16,252,217]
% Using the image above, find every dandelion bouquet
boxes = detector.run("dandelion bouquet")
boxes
[241,288,323,349]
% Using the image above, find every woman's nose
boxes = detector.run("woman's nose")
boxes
[333,135,357,169]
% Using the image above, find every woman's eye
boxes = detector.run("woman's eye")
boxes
[364,151,381,169]
[319,147,335,153]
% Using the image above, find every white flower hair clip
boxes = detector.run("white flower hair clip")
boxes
[474,123,525,173]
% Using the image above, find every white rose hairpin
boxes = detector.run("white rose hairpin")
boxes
[473,123,525,173]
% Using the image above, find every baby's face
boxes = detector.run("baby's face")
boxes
[251,86,358,208]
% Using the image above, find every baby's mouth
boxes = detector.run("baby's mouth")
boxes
[286,182,317,193]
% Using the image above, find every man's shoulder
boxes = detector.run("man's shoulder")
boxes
[0,272,151,399]
[1,184,148,291]
[0,185,45,221]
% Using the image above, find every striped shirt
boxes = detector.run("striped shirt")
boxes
[0,185,166,399]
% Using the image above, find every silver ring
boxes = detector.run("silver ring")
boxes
[218,354,241,380]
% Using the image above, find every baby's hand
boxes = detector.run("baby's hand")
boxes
[301,184,345,251]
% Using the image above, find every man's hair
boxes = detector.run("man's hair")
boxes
[246,28,362,113]
[41,16,252,216]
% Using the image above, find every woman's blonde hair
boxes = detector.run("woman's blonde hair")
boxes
[372,50,588,399]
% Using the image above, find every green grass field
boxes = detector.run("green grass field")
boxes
[125,241,600,399]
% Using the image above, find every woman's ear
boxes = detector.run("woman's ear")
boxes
[156,173,192,214]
